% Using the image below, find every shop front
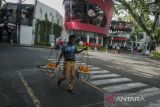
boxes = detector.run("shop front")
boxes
[63,0,114,47]
[107,32,130,51]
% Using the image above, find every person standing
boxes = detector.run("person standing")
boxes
[56,34,87,94]
[116,44,120,54]
[106,44,108,53]
[114,43,118,54]
[2,30,8,44]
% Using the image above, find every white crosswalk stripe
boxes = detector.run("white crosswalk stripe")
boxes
[103,82,147,93]
[60,62,84,65]
[126,87,160,98]
[91,78,132,85]
[90,67,101,70]
[90,70,110,74]
[91,74,120,79]
[139,87,160,93]
[48,59,79,63]
[76,63,88,65]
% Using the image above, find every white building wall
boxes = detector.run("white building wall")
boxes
[3,2,65,45]
[33,1,66,43]
[20,25,33,45]
[35,1,63,26]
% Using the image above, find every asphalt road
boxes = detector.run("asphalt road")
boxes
[0,46,103,107]
[0,46,160,107]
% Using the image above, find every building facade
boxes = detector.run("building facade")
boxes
[0,1,64,45]
[63,0,114,46]
[0,2,34,44]
[33,1,64,46]
[107,20,133,49]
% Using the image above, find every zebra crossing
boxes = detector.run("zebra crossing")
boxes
[86,64,160,106]
[39,57,160,106]
[91,78,132,86]
[49,59,160,103]
[59,60,159,88]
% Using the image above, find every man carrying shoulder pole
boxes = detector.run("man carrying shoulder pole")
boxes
[56,34,87,94]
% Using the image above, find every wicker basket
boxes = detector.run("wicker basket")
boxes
[47,63,58,69]
[78,65,90,73]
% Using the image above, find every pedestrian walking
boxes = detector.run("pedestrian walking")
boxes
[116,44,120,54]
[2,30,8,44]
[106,44,108,53]
[56,34,87,94]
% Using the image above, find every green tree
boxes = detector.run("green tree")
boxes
[132,24,143,38]
[34,13,62,45]
[35,13,52,45]
[117,0,160,49]
[52,23,62,37]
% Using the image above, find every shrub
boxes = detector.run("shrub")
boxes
[151,51,160,57]
[76,44,86,49]
[98,47,106,52]
[35,42,50,46]
[76,44,92,50]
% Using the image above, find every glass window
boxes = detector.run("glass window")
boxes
[64,0,107,27]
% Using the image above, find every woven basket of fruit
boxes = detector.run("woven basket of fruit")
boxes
[47,63,58,69]
[78,65,90,73]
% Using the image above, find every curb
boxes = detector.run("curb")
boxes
[14,45,95,51]
[12,45,160,62]
[14,44,53,49]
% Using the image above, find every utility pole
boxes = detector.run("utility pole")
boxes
[0,0,2,8]
[32,0,37,44]
[16,0,25,44]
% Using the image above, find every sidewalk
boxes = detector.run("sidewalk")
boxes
[2,44,159,64]
[88,51,160,77]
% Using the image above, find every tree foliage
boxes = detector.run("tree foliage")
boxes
[53,23,62,37]
[35,12,62,45]
[117,0,160,47]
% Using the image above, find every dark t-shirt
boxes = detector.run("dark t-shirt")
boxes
[62,42,78,61]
